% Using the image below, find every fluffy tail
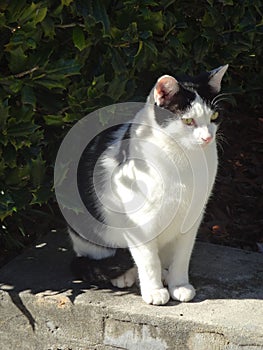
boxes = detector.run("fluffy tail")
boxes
[70,248,134,287]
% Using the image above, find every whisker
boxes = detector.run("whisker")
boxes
[211,92,232,105]
[212,97,232,109]
[213,96,233,104]
[216,129,228,153]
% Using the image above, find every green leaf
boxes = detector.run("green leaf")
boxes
[34,7,47,24]
[1,144,17,168]
[6,0,27,22]
[8,47,28,74]
[107,75,127,100]
[18,2,45,24]
[0,77,23,94]
[0,12,5,26]
[30,186,52,205]
[31,155,46,187]
[6,164,30,186]
[111,49,126,73]
[43,114,64,126]
[221,0,233,5]
[0,191,16,221]
[41,17,55,39]
[0,158,6,178]
[44,59,81,77]
[34,78,67,90]
[202,11,215,27]
[62,113,79,123]
[177,28,198,43]
[33,59,81,90]
[10,138,32,151]
[21,86,36,108]
[12,188,32,210]
[142,10,164,33]
[62,0,74,6]
[7,122,40,137]
[92,0,110,33]
[72,26,86,51]
[134,40,143,58]
[144,41,158,57]
[0,104,10,129]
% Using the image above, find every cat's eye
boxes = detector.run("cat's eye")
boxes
[182,118,194,126]
[211,112,219,121]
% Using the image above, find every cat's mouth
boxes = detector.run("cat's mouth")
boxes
[193,136,214,147]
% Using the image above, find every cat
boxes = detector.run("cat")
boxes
[69,65,229,305]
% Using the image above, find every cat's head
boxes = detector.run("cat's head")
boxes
[152,65,229,148]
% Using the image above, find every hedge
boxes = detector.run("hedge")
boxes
[0,0,262,249]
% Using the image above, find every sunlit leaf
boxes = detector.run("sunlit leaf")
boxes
[43,114,64,126]
[72,26,86,51]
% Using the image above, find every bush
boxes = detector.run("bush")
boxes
[0,0,262,249]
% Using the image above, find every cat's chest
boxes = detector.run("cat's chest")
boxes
[153,142,217,188]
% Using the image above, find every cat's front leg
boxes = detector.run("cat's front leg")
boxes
[129,242,170,305]
[167,225,198,302]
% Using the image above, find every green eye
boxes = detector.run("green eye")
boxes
[211,112,219,121]
[182,118,194,125]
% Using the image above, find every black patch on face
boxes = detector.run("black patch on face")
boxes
[167,86,196,113]
[155,86,195,126]
[190,71,226,107]
[155,72,223,127]
[77,123,131,223]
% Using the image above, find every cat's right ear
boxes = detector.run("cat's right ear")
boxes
[154,75,179,107]
[208,65,229,93]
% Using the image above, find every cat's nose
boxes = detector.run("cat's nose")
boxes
[202,136,213,144]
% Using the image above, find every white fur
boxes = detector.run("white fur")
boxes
[70,73,227,305]
[111,266,137,288]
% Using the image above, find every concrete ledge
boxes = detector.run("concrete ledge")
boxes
[0,231,262,350]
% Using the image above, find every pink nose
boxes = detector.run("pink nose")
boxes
[202,136,213,143]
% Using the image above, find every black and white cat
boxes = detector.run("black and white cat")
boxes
[69,65,229,305]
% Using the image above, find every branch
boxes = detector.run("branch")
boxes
[14,66,39,78]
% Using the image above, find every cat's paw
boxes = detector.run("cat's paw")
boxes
[142,288,170,305]
[111,267,137,289]
[169,284,196,302]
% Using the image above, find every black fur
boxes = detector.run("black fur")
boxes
[71,249,134,287]
[74,125,134,286]
[77,123,131,223]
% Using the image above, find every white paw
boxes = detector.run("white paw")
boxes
[169,284,196,302]
[111,267,137,289]
[142,288,170,305]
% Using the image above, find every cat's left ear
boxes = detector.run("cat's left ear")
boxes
[208,64,229,93]
[154,75,180,106]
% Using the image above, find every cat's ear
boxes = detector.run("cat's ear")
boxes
[208,64,229,93]
[154,75,179,106]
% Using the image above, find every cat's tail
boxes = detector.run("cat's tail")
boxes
[70,249,134,287]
